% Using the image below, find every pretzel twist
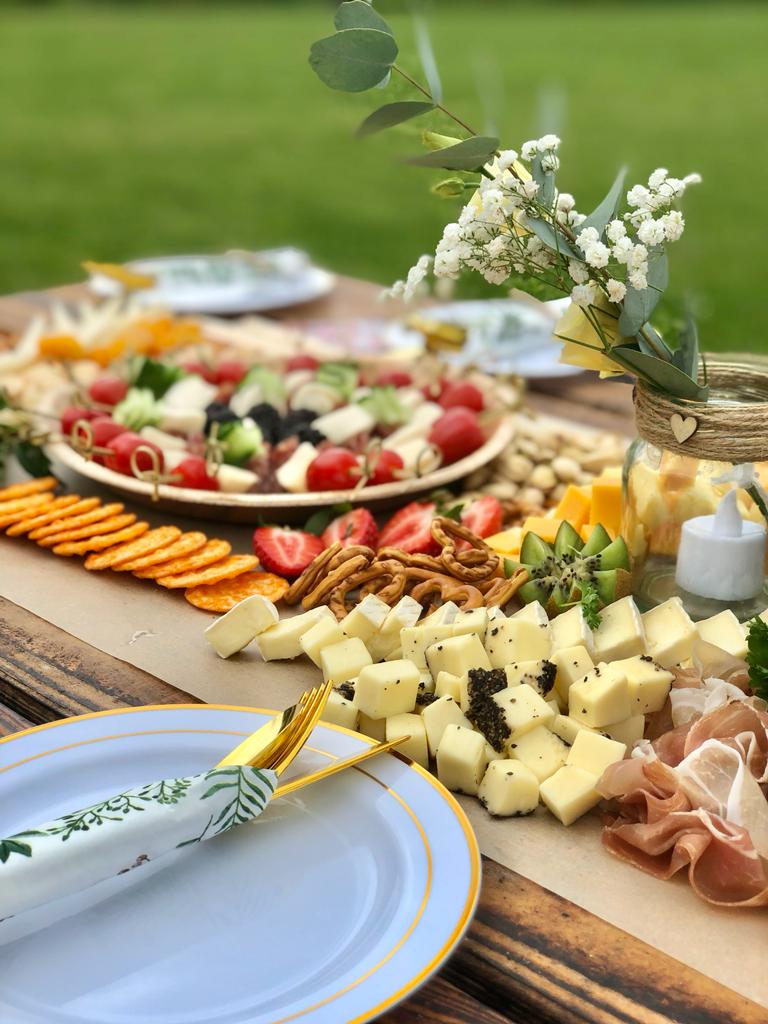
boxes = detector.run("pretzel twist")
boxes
[301,553,372,611]
[329,560,407,619]
[410,576,485,611]
[286,543,374,605]
[481,567,530,609]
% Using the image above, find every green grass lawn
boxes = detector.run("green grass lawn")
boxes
[1,2,767,351]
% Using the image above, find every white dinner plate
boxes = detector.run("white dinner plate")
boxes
[0,705,480,1024]
[87,250,336,315]
[384,298,581,378]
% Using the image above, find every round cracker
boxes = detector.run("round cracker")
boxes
[116,531,207,572]
[6,495,85,536]
[52,521,149,557]
[133,539,231,580]
[30,502,124,541]
[0,493,56,529]
[156,555,259,590]
[0,476,58,502]
[84,526,182,571]
[184,571,290,613]
[38,513,136,548]
[0,492,54,521]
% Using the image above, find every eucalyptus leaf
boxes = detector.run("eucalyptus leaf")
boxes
[525,216,577,258]
[610,346,708,400]
[671,314,699,378]
[413,13,443,103]
[617,249,668,335]
[334,1,393,35]
[577,166,627,239]
[407,135,499,171]
[357,100,434,136]
[531,154,555,209]
[309,29,398,93]
[636,321,673,359]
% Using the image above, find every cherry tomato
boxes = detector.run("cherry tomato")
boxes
[90,418,127,464]
[215,359,247,385]
[368,448,404,486]
[376,370,412,388]
[60,406,102,438]
[172,456,219,490]
[306,447,361,491]
[104,432,165,477]
[439,381,485,412]
[182,360,217,384]
[286,354,319,372]
[428,407,485,465]
[88,375,129,407]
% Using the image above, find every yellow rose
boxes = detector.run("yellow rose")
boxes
[555,290,629,378]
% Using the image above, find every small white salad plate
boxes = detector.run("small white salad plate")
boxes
[88,249,336,315]
[0,705,480,1024]
[384,297,580,378]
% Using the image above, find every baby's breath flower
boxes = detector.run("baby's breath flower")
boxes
[612,237,634,264]
[401,255,431,300]
[576,226,600,251]
[521,140,538,160]
[568,259,590,284]
[568,211,586,228]
[496,149,519,172]
[627,184,650,209]
[521,179,540,199]
[606,278,627,303]
[556,193,575,212]
[584,242,610,269]
[662,210,685,242]
[571,283,595,307]
[541,153,560,172]
[606,219,626,243]
[648,167,669,190]
[628,268,648,290]
[637,218,666,246]
[537,133,560,151]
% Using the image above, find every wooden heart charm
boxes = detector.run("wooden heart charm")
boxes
[670,413,698,444]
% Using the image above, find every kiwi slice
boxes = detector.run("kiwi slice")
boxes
[580,523,611,556]
[520,531,554,565]
[554,521,583,558]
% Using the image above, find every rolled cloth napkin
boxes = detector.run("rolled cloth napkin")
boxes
[0,765,277,921]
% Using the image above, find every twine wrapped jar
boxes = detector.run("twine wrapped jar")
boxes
[622,355,768,618]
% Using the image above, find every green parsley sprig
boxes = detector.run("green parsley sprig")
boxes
[579,581,603,630]
[745,615,768,700]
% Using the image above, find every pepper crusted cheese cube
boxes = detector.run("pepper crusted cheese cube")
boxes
[435,671,463,702]
[508,724,569,782]
[367,596,423,661]
[257,607,336,661]
[401,624,454,669]
[451,607,489,643]
[549,605,595,657]
[357,712,386,741]
[386,712,428,768]
[299,616,346,667]
[613,655,673,714]
[320,637,373,686]
[322,689,360,731]
[602,714,645,747]
[478,759,540,817]
[540,765,601,825]
[550,714,599,746]
[436,724,487,795]
[566,729,626,777]
[492,683,556,744]
[550,645,595,707]
[340,594,390,645]
[354,659,420,719]
[592,596,646,662]
[485,618,551,669]
[426,633,491,679]
[504,659,557,699]
[421,695,473,757]
[568,663,631,728]
[204,594,279,659]
[641,596,696,668]
[421,602,460,627]
[695,609,748,659]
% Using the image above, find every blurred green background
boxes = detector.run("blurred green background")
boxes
[1,1,766,351]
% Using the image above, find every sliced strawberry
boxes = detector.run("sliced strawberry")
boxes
[322,508,378,549]
[461,495,503,538]
[378,500,439,555]
[252,526,324,578]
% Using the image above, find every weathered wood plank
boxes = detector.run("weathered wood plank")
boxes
[380,974,514,1024]
[0,699,32,736]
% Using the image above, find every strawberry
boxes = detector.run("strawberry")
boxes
[461,495,503,538]
[252,527,324,578]
[378,500,439,555]
[322,508,378,549]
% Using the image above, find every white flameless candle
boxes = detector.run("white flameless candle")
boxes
[675,489,767,601]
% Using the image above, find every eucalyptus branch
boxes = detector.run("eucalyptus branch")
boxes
[392,64,477,137]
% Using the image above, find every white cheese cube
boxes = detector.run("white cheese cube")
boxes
[436,724,487,795]
[257,607,335,661]
[418,671,435,694]
[550,645,595,708]
[512,600,550,630]
[486,606,506,624]
[311,405,375,444]
[451,608,489,642]
[508,724,569,782]
[163,375,218,411]
[550,605,595,656]
[421,695,473,757]
[696,609,748,659]
[384,644,403,661]
[426,633,491,679]
[159,406,206,434]
[504,659,557,699]
[140,425,186,451]
[385,402,442,447]
[546,699,560,715]
[340,594,390,645]
[367,596,422,661]
[421,602,460,627]
[386,712,428,768]
[566,730,626,777]
[479,759,540,817]
[492,684,556,744]
[435,671,463,702]
[602,714,645,748]
[540,765,601,826]
[592,596,645,662]
[485,618,550,669]
[613,655,673,714]
[391,438,440,475]
[568,663,631,728]
[299,616,346,667]
[216,464,260,494]
[320,637,373,685]
[274,441,319,493]
[204,594,278,659]
[550,714,599,746]
[357,712,386,741]
[322,690,359,731]
[641,596,696,668]
[401,624,454,669]
[354,660,420,719]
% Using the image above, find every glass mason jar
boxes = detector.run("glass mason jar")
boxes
[622,356,768,620]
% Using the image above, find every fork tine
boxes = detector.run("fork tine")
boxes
[262,685,324,771]
[272,679,334,775]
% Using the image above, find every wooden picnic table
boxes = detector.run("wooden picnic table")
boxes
[0,277,761,1024]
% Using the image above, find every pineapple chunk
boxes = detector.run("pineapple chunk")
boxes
[436,725,487,795]
[613,655,673,714]
[696,609,748,659]
[322,690,359,731]
[421,695,473,757]
[300,616,346,667]
[568,663,631,728]
[509,724,569,782]
[485,617,551,669]
[550,645,594,707]
[504,659,557,698]
[592,596,645,662]
[386,712,428,768]
[354,660,420,719]
[566,730,626,776]
[492,684,556,744]
[540,765,601,825]
[340,594,390,645]
[257,607,335,661]
[641,596,696,668]
[478,759,540,817]
[320,637,373,685]
[550,605,595,657]
[426,633,491,679]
